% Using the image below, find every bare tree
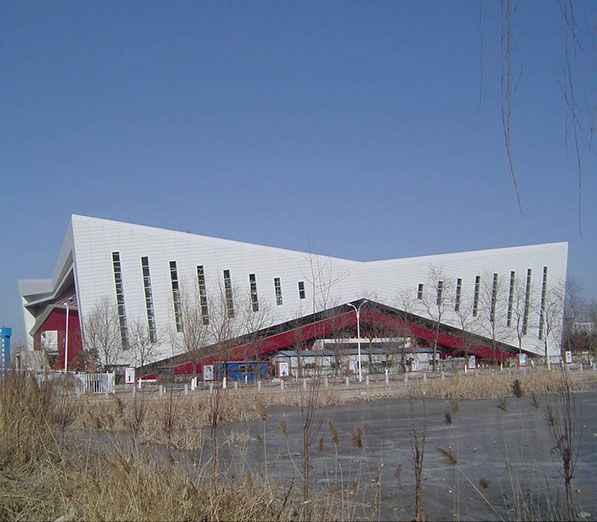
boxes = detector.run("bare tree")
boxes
[384,313,414,374]
[587,301,597,333]
[170,288,208,355]
[204,286,249,380]
[291,322,309,378]
[83,297,122,369]
[587,300,597,359]
[129,318,162,370]
[453,294,478,363]
[562,278,584,354]
[561,280,597,361]
[392,289,420,372]
[545,371,580,521]
[360,301,411,375]
[540,281,565,366]
[419,266,454,371]
[240,296,278,365]
[509,274,536,358]
[299,380,322,503]
[477,272,511,365]
[301,245,349,314]
[169,285,211,373]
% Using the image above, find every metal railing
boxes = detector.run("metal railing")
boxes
[0,369,115,395]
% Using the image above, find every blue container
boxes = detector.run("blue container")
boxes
[214,361,269,382]
[0,327,11,371]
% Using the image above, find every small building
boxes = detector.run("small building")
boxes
[1,327,11,372]
[271,345,434,378]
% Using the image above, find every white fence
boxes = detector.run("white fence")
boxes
[26,371,115,394]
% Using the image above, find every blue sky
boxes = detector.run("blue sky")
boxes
[1,1,596,343]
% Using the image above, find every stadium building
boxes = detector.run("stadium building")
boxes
[19,215,568,377]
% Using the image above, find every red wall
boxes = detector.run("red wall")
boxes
[33,307,82,370]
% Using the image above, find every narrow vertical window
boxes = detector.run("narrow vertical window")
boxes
[490,273,498,323]
[522,268,532,335]
[141,257,157,342]
[507,271,515,327]
[249,273,259,312]
[454,278,462,311]
[223,269,234,318]
[112,252,128,349]
[473,276,480,317]
[169,261,183,332]
[538,266,548,339]
[298,281,306,300]
[274,277,283,305]
[196,265,209,325]
[417,283,424,300]
[436,280,444,306]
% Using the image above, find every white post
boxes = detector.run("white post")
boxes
[257,380,262,390]
[233,380,238,389]
[222,376,227,389]
[244,375,248,385]
[64,301,70,373]
[441,372,445,381]
[579,363,583,373]
[184,383,189,396]
[385,370,389,385]
[423,372,427,382]
[324,376,329,388]
[345,377,350,387]
[209,383,214,395]
[347,301,367,383]
[365,375,370,386]
[302,379,307,391]
[280,380,285,391]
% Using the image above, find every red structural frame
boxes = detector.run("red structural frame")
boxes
[141,306,513,379]
[33,307,82,370]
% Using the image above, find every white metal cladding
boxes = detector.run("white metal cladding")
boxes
[20,215,568,364]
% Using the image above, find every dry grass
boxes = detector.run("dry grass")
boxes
[420,369,594,400]
[1,369,593,521]
[0,373,349,522]
[69,369,597,447]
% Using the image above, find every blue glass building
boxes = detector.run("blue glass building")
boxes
[0,327,11,370]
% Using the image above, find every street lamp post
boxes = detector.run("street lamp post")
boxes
[346,300,367,382]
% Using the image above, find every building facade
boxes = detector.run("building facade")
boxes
[19,215,568,370]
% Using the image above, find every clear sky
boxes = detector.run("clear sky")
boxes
[1,1,596,344]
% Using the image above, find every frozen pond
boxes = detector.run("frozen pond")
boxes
[218,390,597,521]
